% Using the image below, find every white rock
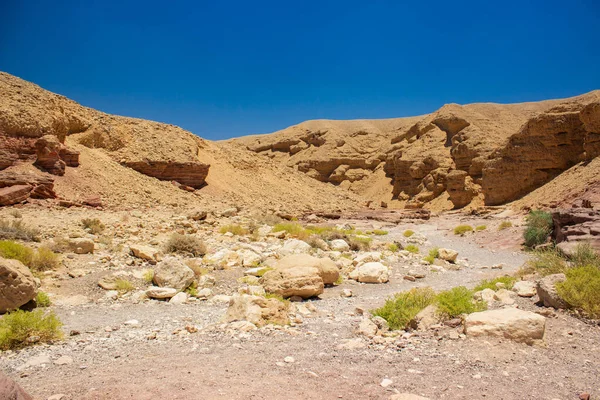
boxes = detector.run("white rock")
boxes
[145,287,178,299]
[493,289,516,305]
[284,356,295,363]
[278,239,311,256]
[329,239,350,252]
[512,281,537,297]
[437,248,458,262]
[349,262,389,283]
[341,289,353,297]
[124,319,139,326]
[24,354,51,367]
[353,252,382,265]
[380,378,393,388]
[464,308,546,345]
[169,292,188,304]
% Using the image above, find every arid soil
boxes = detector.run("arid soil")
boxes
[1,206,599,400]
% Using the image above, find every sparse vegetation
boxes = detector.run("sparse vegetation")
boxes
[30,246,60,271]
[263,293,290,304]
[142,270,155,283]
[35,291,51,307]
[372,287,436,330]
[370,229,388,236]
[520,247,567,277]
[256,267,273,277]
[423,247,439,264]
[474,275,517,292]
[0,240,34,266]
[498,221,513,230]
[475,225,487,231]
[0,219,40,241]
[114,279,135,294]
[334,274,344,285]
[556,265,600,319]
[81,218,105,234]
[185,259,210,277]
[524,210,553,248]
[165,233,206,256]
[185,281,199,297]
[347,236,372,251]
[0,309,63,350]
[570,242,600,268]
[453,225,473,235]
[387,243,400,252]
[405,244,419,254]
[435,286,486,318]
[403,230,414,238]
[219,224,248,236]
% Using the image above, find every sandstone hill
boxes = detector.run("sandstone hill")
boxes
[1,71,599,213]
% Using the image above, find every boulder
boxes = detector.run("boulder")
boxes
[225,294,289,327]
[0,257,39,313]
[536,273,568,309]
[0,370,33,400]
[67,238,94,254]
[409,304,441,331]
[260,265,324,299]
[349,262,389,283]
[145,287,178,299]
[277,239,311,256]
[437,248,458,263]
[464,308,546,345]
[275,254,340,285]
[130,245,162,262]
[169,292,188,304]
[0,184,32,206]
[152,257,194,291]
[512,281,537,298]
[329,239,350,252]
[204,249,241,269]
[493,288,516,305]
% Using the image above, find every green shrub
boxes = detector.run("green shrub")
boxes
[0,310,63,350]
[423,247,439,264]
[0,219,40,241]
[347,236,372,251]
[556,266,600,319]
[524,210,553,248]
[30,247,60,271]
[142,270,155,283]
[570,243,600,268]
[521,248,567,277]
[405,244,419,254]
[454,225,474,235]
[498,221,513,230]
[476,225,487,231]
[435,286,486,318]
[0,240,34,265]
[474,276,517,292]
[371,287,436,330]
[81,218,105,234]
[185,281,198,297]
[165,233,206,256]
[388,243,400,252]
[371,229,388,236]
[272,222,308,238]
[403,230,414,238]
[35,291,51,307]
[219,224,248,236]
[114,279,135,294]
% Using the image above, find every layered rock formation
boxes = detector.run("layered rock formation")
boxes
[552,208,600,252]
[0,170,56,206]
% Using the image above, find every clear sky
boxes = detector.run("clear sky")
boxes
[1,1,599,140]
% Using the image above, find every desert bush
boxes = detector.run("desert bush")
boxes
[423,247,439,264]
[453,225,473,235]
[219,224,248,236]
[474,276,517,292]
[524,210,553,248]
[371,229,388,236]
[272,222,307,237]
[347,236,372,251]
[403,230,414,238]
[521,247,567,277]
[0,309,63,350]
[81,218,105,234]
[498,221,513,230]
[570,243,600,268]
[475,225,487,231]
[556,265,600,319]
[114,279,135,294]
[30,247,60,271]
[35,291,51,307]
[0,219,40,242]
[405,244,419,254]
[388,243,400,252]
[142,270,155,283]
[435,286,486,318]
[165,233,206,257]
[371,287,436,330]
[185,281,199,297]
[0,240,34,265]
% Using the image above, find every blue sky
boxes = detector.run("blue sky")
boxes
[1,1,599,140]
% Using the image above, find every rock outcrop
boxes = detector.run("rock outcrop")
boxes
[0,257,39,313]
[33,135,79,175]
[123,160,209,189]
[551,208,600,252]
[0,170,57,206]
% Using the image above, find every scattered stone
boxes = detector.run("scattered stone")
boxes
[337,338,366,350]
[464,308,546,345]
[437,248,458,263]
[330,239,350,252]
[153,257,194,291]
[512,281,537,297]
[403,275,416,282]
[169,292,188,304]
[145,287,178,299]
[410,304,442,331]
[536,273,568,309]
[278,239,311,256]
[372,316,389,332]
[284,356,295,363]
[341,288,353,297]
[349,262,389,283]
[493,289,516,305]
[244,266,272,277]
[24,354,51,367]
[389,393,431,400]
[491,264,504,270]
[129,244,162,262]
[380,378,393,388]
[355,318,378,338]
[53,356,73,366]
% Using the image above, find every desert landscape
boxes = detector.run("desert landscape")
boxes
[1,71,600,400]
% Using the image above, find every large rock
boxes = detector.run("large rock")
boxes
[329,239,350,252]
[225,294,289,327]
[551,208,600,253]
[349,262,389,283]
[67,238,94,254]
[437,248,458,263]
[145,286,178,299]
[129,244,162,262]
[464,308,546,345]
[0,257,38,313]
[0,184,32,206]
[260,265,324,299]
[0,171,57,203]
[275,254,339,285]
[152,257,194,291]
[0,370,33,400]
[536,273,568,309]
[33,135,67,175]
[277,239,312,256]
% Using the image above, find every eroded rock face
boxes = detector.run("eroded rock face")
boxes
[0,170,57,206]
[0,257,39,313]
[123,161,209,189]
[551,208,600,252]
